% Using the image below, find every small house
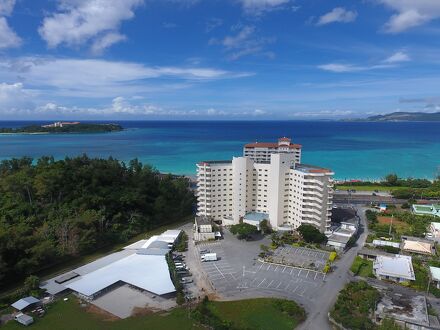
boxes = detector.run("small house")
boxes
[194,216,215,241]
[14,313,34,326]
[11,296,40,312]
[373,254,415,283]
[401,236,435,255]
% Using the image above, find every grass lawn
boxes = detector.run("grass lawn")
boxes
[350,256,374,278]
[2,296,304,330]
[377,216,410,234]
[2,296,201,330]
[207,298,304,330]
[336,185,399,192]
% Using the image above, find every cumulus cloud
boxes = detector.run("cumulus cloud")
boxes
[238,0,291,15]
[0,82,34,110]
[210,25,275,60]
[0,0,21,49]
[38,0,143,53]
[316,7,357,26]
[289,110,354,118]
[379,0,440,33]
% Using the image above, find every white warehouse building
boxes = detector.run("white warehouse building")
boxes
[196,138,334,233]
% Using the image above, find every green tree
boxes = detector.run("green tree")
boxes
[297,224,327,244]
[259,219,272,234]
[230,223,258,240]
[385,173,398,186]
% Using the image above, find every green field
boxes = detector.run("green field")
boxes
[208,298,305,330]
[2,297,304,330]
[350,256,374,277]
[336,185,399,192]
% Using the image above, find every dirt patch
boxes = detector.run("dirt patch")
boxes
[131,306,160,317]
[378,216,409,227]
[85,303,119,321]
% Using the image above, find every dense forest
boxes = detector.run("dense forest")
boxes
[0,155,195,287]
[0,123,122,134]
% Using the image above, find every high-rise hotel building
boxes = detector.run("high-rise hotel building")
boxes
[196,138,334,234]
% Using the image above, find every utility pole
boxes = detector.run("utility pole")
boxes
[389,214,393,236]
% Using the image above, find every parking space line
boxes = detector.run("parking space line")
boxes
[213,263,225,279]
[257,278,266,287]
[250,277,259,287]
[292,285,299,293]
[314,272,318,280]
[298,269,302,276]
[274,265,279,272]
[289,268,293,275]
[276,281,283,289]
[267,264,271,271]
[267,280,274,288]
[282,266,286,273]
[258,263,263,271]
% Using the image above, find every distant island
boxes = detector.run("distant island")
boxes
[348,111,440,122]
[0,121,123,134]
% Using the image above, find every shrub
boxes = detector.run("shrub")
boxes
[230,223,258,240]
[330,281,380,330]
[329,252,337,262]
[297,224,327,244]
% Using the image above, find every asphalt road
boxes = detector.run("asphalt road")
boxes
[298,206,369,330]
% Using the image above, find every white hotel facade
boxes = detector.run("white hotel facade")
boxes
[196,138,334,233]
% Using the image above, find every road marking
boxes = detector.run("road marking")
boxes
[250,278,259,287]
[257,278,266,287]
[213,262,225,279]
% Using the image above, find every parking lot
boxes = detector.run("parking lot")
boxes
[271,246,330,272]
[194,231,327,302]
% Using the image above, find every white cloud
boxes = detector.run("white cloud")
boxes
[210,25,274,60]
[38,0,143,53]
[90,32,127,55]
[0,0,21,49]
[0,17,20,49]
[384,51,411,63]
[289,110,354,118]
[316,7,357,26]
[0,57,252,99]
[318,51,411,73]
[205,18,223,32]
[379,0,440,33]
[0,82,34,110]
[238,0,291,15]
[0,0,15,16]
[317,63,364,73]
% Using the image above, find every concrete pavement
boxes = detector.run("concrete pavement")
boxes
[298,206,369,330]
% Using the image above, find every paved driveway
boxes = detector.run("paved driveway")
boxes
[195,231,326,303]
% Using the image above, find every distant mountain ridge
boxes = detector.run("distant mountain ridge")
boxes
[355,111,440,122]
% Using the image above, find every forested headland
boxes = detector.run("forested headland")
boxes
[0,123,122,134]
[0,155,195,288]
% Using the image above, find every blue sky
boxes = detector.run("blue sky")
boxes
[0,0,440,120]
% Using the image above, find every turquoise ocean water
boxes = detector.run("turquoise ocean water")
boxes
[0,120,439,180]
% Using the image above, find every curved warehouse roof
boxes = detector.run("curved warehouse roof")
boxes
[66,254,175,297]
